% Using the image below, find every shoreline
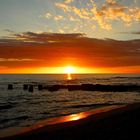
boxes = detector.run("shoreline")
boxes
[1,103,140,139]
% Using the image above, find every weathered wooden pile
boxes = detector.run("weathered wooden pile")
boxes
[7,84,140,92]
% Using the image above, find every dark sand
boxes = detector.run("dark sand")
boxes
[1,103,140,140]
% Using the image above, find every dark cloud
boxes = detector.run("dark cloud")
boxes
[0,32,140,68]
[13,32,85,43]
[131,32,140,35]
[119,31,140,35]
[4,29,15,33]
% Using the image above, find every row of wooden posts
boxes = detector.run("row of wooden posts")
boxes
[8,84,43,92]
[7,83,140,92]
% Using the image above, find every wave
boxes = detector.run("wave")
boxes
[42,84,140,92]
[111,76,140,79]
[0,104,14,111]
[0,116,29,123]
[0,116,29,129]
[66,103,125,109]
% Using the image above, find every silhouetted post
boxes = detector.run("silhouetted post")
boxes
[38,85,43,91]
[23,84,28,90]
[28,85,33,92]
[8,84,13,90]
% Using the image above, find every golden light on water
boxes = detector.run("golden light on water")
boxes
[67,114,82,121]
[67,74,72,80]
[64,66,75,80]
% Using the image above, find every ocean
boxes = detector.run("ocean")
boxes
[0,74,140,131]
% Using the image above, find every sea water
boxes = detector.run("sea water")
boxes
[0,74,140,130]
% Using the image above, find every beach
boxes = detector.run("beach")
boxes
[1,103,140,140]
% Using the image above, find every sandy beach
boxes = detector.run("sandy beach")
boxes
[1,103,140,140]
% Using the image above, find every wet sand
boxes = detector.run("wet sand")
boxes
[1,103,140,140]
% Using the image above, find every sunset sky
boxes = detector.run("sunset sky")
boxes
[0,0,140,73]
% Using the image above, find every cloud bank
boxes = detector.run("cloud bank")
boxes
[0,31,140,71]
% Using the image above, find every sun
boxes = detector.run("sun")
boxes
[64,66,75,80]
[64,66,75,74]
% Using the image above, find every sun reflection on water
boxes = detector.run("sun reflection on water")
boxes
[67,73,72,80]
[67,114,83,121]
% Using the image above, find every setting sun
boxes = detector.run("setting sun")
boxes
[64,66,75,80]
[64,66,75,74]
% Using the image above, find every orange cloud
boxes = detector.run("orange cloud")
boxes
[64,0,73,4]
[54,0,140,30]
[54,15,64,21]
[45,13,52,19]
[0,32,140,73]
[0,58,36,62]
